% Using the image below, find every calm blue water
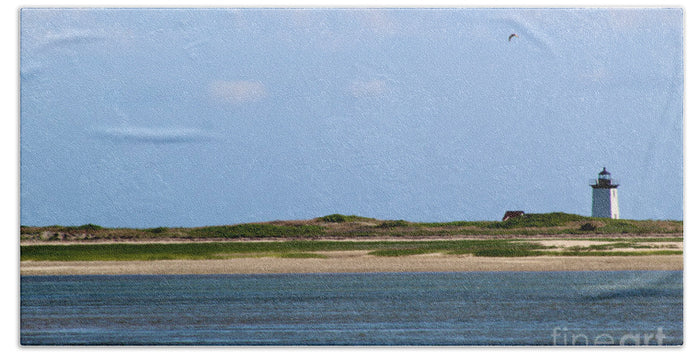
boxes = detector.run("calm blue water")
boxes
[21,271,682,345]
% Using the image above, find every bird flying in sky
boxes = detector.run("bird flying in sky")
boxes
[508,33,518,41]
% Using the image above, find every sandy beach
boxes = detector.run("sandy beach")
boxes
[20,252,683,276]
[20,236,683,275]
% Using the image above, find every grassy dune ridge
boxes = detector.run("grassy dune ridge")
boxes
[20,213,683,242]
[19,213,682,261]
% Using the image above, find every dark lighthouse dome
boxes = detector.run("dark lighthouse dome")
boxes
[591,167,619,188]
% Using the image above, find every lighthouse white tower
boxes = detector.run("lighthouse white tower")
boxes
[591,167,620,219]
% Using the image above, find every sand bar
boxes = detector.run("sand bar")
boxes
[20,254,682,275]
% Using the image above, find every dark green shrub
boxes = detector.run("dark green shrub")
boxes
[147,227,169,234]
[80,224,103,230]
[321,214,350,223]
[377,220,410,228]
[580,223,597,231]
[320,214,370,223]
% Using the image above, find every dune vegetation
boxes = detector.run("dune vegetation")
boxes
[20,213,682,261]
[19,238,681,262]
[20,212,682,242]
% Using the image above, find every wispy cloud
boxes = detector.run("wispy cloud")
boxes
[209,80,267,104]
[97,127,215,144]
[39,29,107,49]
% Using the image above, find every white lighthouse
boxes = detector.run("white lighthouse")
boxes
[591,167,620,219]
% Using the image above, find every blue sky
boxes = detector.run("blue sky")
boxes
[19,8,683,227]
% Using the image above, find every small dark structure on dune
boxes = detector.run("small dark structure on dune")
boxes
[502,211,525,221]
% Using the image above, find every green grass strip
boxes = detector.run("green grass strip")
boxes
[20,239,682,262]
[21,240,538,261]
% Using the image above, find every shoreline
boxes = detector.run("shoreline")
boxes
[20,254,683,276]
